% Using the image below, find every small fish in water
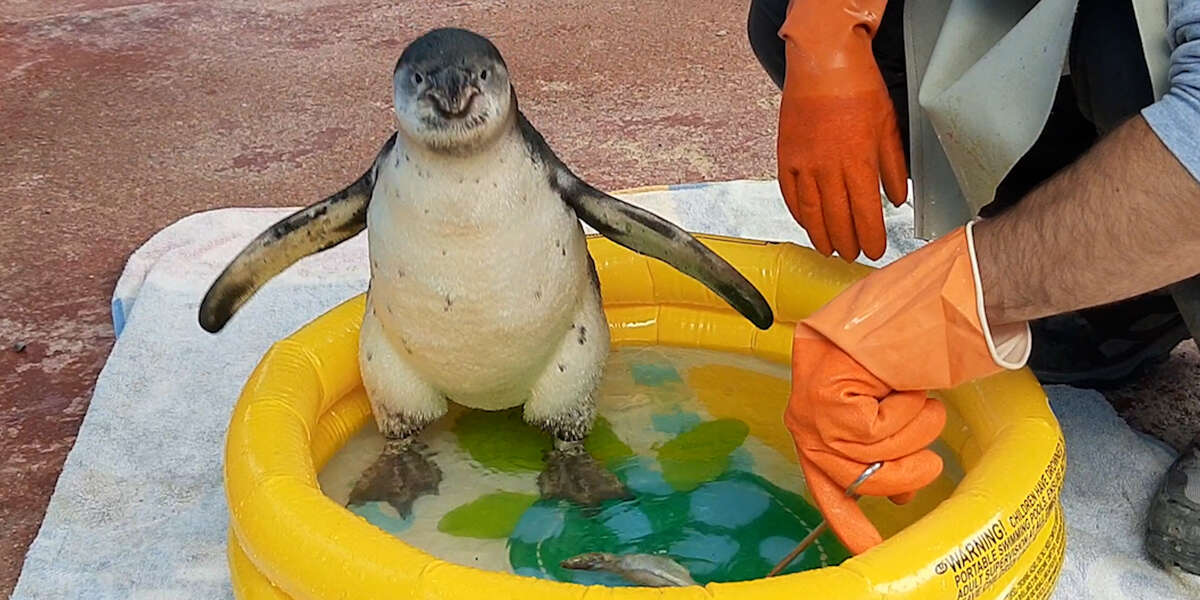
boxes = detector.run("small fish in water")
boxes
[560,552,697,587]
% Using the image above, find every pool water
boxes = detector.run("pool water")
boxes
[319,346,952,586]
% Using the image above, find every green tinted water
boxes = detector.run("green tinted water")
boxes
[318,346,851,586]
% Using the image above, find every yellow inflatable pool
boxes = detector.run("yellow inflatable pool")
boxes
[224,230,1066,600]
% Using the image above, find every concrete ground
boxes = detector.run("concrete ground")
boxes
[0,1,1196,597]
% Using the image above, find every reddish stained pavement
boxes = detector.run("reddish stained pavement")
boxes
[3,1,1197,597]
[0,0,780,593]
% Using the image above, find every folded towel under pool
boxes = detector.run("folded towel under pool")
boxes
[12,179,1199,599]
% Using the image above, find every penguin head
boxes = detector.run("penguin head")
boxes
[393,28,514,154]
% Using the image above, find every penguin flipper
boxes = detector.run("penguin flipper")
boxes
[198,133,397,333]
[555,173,774,330]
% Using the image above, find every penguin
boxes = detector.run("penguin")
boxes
[199,28,773,515]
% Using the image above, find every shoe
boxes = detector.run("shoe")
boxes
[1147,440,1200,575]
[1027,292,1189,389]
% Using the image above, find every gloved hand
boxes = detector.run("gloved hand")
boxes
[785,223,1032,554]
[777,0,908,261]
[788,336,947,554]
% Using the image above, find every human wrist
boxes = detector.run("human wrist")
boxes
[964,220,1032,370]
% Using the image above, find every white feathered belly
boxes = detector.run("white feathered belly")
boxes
[364,145,592,409]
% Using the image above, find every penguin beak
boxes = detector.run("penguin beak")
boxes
[426,68,479,119]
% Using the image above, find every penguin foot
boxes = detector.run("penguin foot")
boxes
[537,441,629,505]
[348,439,442,517]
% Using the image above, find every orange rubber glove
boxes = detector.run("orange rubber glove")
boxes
[777,0,908,261]
[786,223,1031,554]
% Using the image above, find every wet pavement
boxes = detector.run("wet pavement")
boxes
[1,1,1196,596]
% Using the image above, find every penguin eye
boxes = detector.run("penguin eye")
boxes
[412,72,424,85]
[480,69,489,81]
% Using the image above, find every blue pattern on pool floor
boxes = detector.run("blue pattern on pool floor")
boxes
[598,503,655,543]
[669,532,740,575]
[630,362,682,387]
[689,479,771,528]
[511,506,566,543]
[348,501,414,535]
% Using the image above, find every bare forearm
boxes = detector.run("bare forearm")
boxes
[974,115,1200,326]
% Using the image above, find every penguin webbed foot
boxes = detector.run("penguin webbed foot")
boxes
[537,441,629,505]
[348,439,442,516]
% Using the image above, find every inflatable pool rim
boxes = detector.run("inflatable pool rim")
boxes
[224,194,1066,600]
